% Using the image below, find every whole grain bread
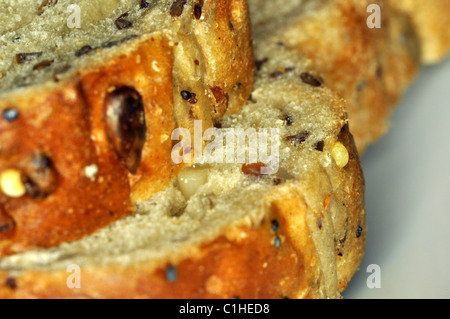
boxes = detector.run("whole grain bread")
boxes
[0,42,365,299]
[0,0,253,256]
[249,0,420,153]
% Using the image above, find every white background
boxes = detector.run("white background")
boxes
[342,56,450,299]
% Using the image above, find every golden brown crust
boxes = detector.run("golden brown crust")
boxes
[333,123,365,291]
[0,82,133,256]
[201,0,255,118]
[0,220,317,299]
[0,0,254,257]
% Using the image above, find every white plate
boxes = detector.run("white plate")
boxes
[342,56,450,299]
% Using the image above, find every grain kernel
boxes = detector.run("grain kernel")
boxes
[177,166,209,199]
[0,169,26,198]
[331,142,349,168]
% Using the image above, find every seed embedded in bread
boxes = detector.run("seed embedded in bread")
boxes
[300,72,322,87]
[104,86,147,174]
[177,166,209,199]
[21,153,57,199]
[331,142,349,169]
[0,169,26,198]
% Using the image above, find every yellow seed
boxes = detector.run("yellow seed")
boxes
[331,142,349,168]
[177,166,209,200]
[0,169,26,198]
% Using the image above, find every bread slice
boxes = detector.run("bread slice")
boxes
[248,0,420,153]
[0,41,365,299]
[0,0,253,256]
[391,0,450,64]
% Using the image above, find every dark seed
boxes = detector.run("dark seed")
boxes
[140,0,150,8]
[255,58,268,71]
[5,278,17,290]
[273,236,282,249]
[283,115,293,126]
[180,90,198,104]
[105,86,147,174]
[181,90,193,100]
[231,296,240,299]
[170,0,187,17]
[188,96,197,104]
[75,45,93,57]
[242,162,266,176]
[16,52,43,64]
[22,153,57,199]
[115,13,132,30]
[33,59,54,71]
[194,0,203,20]
[286,131,310,145]
[115,19,132,30]
[165,265,177,282]
[318,217,323,229]
[273,178,282,185]
[2,108,19,122]
[271,219,279,232]
[300,72,322,87]
[315,140,325,152]
[356,225,363,238]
